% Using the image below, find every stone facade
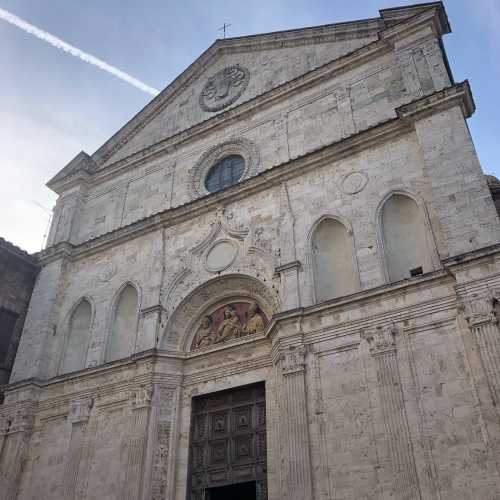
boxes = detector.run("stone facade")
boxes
[3,2,500,499]
[0,238,38,387]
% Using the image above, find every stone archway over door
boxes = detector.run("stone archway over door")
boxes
[187,382,267,500]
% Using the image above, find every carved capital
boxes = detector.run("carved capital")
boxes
[459,291,498,328]
[131,385,153,410]
[5,410,34,435]
[279,345,306,375]
[68,398,93,424]
[362,324,397,355]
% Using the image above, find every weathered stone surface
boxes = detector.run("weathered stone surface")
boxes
[4,3,500,499]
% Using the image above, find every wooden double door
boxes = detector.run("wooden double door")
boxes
[187,382,267,500]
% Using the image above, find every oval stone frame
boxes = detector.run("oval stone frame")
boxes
[205,239,239,273]
[199,65,250,112]
[342,171,369,195]
[190,138,260,199]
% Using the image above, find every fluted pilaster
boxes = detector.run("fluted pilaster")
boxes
[461,291,500,406]
[276,345,313,500]
[362,325,421,500]
[63,398,93,499]
[0,409,33,500]
[122,385,153,500]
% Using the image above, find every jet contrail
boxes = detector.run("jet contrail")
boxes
[0,7,160,96]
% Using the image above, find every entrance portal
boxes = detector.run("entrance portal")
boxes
[207,480,256,500]
[187,382,267,500]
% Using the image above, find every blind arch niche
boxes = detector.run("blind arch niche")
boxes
[380,193,435,282]
[311,217,358,302]
[60,298,92,374]
[105,283,139,362]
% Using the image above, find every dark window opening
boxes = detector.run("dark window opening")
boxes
[409,266,423,277]
[206,481,256,500]
[205,155,245,193]
[0,308,19,365]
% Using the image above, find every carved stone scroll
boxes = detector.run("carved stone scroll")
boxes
[276,345,313,500]
[460,291,500,406]
[362,325,421,499]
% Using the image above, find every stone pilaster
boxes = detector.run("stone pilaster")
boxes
[277,183,301,310]
[362,325,421,500]
[122,385,153,500]
[147,386,177,500]
[62,398,93,499]
[276,345,313,500]
[273,113,290,165]
[0,409,33,500]
[335,86,356,138]
[461,291,500,406]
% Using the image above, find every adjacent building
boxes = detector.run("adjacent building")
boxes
[0,238,37,388]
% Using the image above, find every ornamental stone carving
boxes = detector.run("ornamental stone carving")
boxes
[189,138,260,199]
[199,65,250,112]
[279,345,307,375]
[191,300,268,350]
[361,324,397,355]
[131,385,153,410]
[68,398,93,424]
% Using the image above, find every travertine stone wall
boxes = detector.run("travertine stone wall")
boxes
[5,4,500,500]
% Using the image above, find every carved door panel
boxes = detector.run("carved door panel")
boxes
[187,382,267,500]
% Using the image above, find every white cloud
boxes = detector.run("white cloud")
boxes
[0,7,160,96]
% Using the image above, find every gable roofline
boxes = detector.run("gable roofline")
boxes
[48,2,449,190]
[0,237,39,267]
[90,18,386,168]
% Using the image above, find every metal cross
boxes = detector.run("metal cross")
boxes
[219,22,231,39]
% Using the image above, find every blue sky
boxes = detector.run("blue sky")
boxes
[0,0,499,252]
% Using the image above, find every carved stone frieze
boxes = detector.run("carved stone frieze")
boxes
[199,65,250,112]
[189,137,260,199]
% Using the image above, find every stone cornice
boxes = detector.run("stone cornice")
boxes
[397,80,474,119]
[37,82,471,265]
[47,3,448,191]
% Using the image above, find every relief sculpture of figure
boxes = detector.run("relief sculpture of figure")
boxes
[243,301,265,335]
[215,306,241,342]
[196,315,216,348]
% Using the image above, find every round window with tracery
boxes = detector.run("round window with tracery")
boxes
[204,155,245,193]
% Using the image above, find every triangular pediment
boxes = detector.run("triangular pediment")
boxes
[48,2,449,186]
[91,18,389,167]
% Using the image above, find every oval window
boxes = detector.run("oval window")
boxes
[204,155,245,193]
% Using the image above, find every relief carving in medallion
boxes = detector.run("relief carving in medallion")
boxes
[199,65,250,112]
[191,301,268,350]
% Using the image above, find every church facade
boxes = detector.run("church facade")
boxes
[3,2,500,499]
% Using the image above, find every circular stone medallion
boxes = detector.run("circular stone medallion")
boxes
[205,240,238,272]
[342,171,368,195]
[199,65,250,112]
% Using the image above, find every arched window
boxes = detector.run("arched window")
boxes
[60,299,92,374]
[312,218,358,301]
[380,194,434,282]
[205,155,245,193]
[105,284,139,362]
